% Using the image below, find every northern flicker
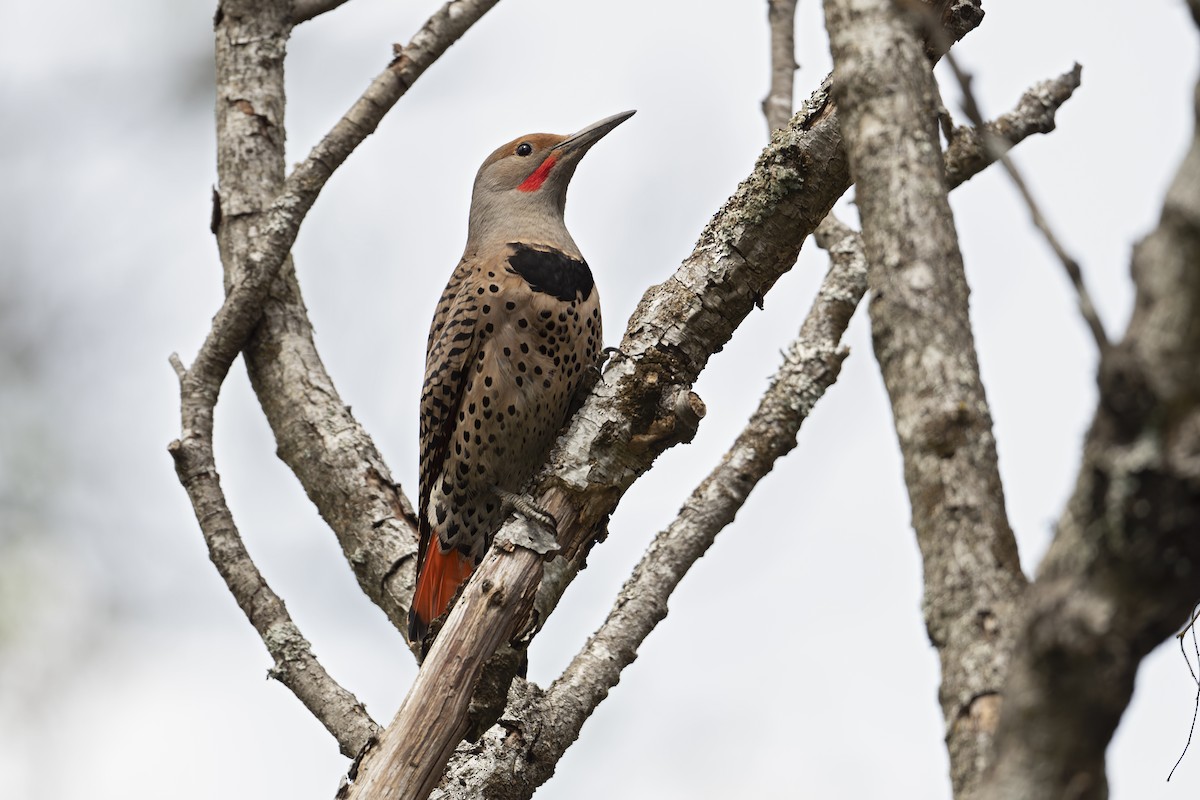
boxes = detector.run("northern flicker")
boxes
[409,111,635,647]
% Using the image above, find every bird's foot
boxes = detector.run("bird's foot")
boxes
[495,489,558,534]
[600,346,628,370]
[590,346,630,383]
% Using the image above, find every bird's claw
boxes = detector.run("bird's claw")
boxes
[495,489,558,534]
[595,346,629,378]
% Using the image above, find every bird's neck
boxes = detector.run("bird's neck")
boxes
[465,191,582,260]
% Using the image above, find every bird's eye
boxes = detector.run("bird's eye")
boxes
[516,142,533,157]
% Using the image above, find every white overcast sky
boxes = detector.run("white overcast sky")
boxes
[2,1,1199,798]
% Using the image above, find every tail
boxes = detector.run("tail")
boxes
[408,543,476,645]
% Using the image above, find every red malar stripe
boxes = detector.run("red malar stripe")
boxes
[517,156,557,192]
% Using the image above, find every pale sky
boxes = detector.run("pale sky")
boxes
[1,1,1198,798]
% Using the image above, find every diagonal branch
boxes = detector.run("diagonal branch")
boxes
[168,359,378,758]
[824,1,1028,797]
[942,65,1082,186]
[526,213,866,789]
[942,54,1108,352]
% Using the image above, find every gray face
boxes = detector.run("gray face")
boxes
[465,112,635,255]
[467,133,577,253]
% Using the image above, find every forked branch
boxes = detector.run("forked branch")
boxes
[174,0,503,759]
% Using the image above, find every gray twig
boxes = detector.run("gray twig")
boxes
[943,53,1109,352]
[168,355,379,757]
[763,0,800,133]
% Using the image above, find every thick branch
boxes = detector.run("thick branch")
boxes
[763,0,799,133]
[500,215,866,797]
[979,33,1200,800]
[824,1,1027,797]
[341,524,546,800]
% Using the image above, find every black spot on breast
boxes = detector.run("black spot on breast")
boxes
[506,243,594,302]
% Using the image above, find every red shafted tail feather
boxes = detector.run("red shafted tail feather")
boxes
[409,542,475,645]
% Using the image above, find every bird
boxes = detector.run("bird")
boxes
[409,110,635,649]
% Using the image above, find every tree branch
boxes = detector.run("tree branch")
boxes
[943,54,1108,352]
[763,0,799,133]
[423,222,865,800]
[238,0,503,643]
[167,357,378,756]
[291,0,354,24]
[824,1,1027,797]
[942,65,1081,186]
[164,0,384,759]
[979,23,1200,799]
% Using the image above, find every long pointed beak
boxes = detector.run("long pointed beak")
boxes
[553,110,636,157]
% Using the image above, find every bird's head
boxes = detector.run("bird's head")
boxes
[466,110,635,253]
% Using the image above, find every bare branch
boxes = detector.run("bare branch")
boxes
[763,0,799,133]
[942,65,1081,186]
[341,524,546,800]
[943,54,1108,352]
[169,353,377,759]
[165,0,388,757]
[242,0,503,641]
[1179,607,1200,643]
[291,0,354,24]
[979,31,1200,799]
[824,1,1027,796]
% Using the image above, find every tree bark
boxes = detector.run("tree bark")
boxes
[824,1,1027,796]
